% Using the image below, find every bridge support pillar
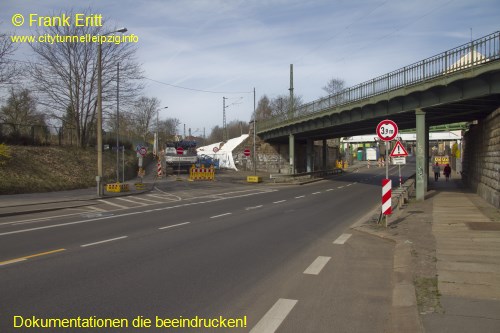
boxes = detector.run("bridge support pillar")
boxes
[322,139,327,170]
[306,139,313,172]
[289,133,295,174]
[416,108,427,201]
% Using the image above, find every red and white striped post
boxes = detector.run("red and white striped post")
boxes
[382,179,392,226]
[157,160,162,178]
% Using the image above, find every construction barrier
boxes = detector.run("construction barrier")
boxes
[134,183,146,190]
[335,160,349,169]
[106,182,130,193]
[189,164,215,181]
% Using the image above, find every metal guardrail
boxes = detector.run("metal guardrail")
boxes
[258,31,500,132]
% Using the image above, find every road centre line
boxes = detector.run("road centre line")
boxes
[0,191,275,237]
[249,298,298,333]
[326,189,333,191]
[312,192,321,195]
[337,186,344,189]
[303,256,331,275]
[81,236,128,248]
[246,205,263,210]
[333,233,352,245]
[295,195,305,199]
[158,222,191,230]
[0,248,66,266]
[273,200,286,204]
[210,213,232,219]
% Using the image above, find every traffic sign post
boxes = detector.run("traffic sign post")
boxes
[390,140,408,188]
[376,120,398,225]
[176,147,184,178]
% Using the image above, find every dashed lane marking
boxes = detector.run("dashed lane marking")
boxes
[249,298,298,333]
[333,233,352,245]
[312,192,321,195]
[303,256,331,275]
[81,236,128,248]
[295,195,305,199]
[246,205,263,210]
[158,222,191,230]
[209,213,232,219]
[273,200,286,204]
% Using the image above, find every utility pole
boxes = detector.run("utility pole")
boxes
[223,97,228,141]
[289,64,294,119]
[116,62,120,183]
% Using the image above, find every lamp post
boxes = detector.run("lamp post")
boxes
[97,27,127,197]
[156,106,168,155]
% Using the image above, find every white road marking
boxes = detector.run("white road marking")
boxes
[246,205,263,210]
[86,205,107,212]
[0,190,274,237]
[326,189,333,192]
[210,213,232,219]
[133,196,163,204]
[333,233,352,245]
[115,197,149,206]
[158,222,191,230]
[81,236,128,248]
[250,298,298,333]
[146,194,179,201]
[97,199,128,209]
[273,200,286,204]
[312,192,321,195]
[303,256,331,275]
[337,186,344,189]
[295,195,305,199]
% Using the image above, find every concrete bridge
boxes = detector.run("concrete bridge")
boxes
[256,31,500,203]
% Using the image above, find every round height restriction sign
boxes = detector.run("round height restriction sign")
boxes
[376,119,398,141]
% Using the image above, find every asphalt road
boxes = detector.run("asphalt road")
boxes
[0,163,414,332]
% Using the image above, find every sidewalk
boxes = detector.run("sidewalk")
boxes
[354,174,500,332]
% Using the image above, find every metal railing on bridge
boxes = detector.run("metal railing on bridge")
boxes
[258,31,500,132]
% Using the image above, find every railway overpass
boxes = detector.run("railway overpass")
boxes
[256,31,500,203]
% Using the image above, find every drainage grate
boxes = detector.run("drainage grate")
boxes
[466,222,500,231]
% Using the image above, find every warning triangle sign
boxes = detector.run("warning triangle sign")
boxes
[390,141,409,157]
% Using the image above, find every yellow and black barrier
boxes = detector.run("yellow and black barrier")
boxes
[134,183,146,190]
[189,164,215,181]
[335,160,349,169]
[106,182,130,193]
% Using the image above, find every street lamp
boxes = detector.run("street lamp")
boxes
[97,27,127,197]
[156,106,168,155]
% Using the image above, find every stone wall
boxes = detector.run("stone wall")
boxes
[462,108,500,208]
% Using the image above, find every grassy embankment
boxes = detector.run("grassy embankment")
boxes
[0,145,145,194]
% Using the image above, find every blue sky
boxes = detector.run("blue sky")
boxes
[2,0,499,136]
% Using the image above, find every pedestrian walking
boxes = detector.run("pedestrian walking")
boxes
[443,164,451,181]
[433,162,441,181]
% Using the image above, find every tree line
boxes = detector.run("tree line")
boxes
[0,8,345,148]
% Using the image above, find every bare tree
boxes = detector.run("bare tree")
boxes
[270,94,303,120]
[132,96,160,143]
[253,95,272,121]
[0,30,18,86]
[28,8,143,147]
[322,77,345,105]
[0,87,45,127]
